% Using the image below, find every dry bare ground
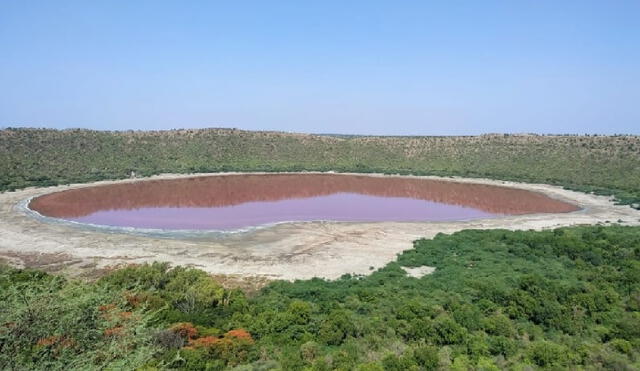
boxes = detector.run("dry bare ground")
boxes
[0,172,639,280]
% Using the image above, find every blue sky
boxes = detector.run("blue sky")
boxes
[1,1,638,135]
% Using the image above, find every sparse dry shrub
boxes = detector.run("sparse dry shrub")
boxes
[154,329,184,349]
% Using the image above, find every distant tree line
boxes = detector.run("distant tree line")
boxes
[1,128,639,208]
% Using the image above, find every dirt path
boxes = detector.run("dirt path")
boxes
[1,172,638,280]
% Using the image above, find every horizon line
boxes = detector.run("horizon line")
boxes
[1,125,639,138]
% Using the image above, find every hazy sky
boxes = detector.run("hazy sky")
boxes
[1,1,639,135]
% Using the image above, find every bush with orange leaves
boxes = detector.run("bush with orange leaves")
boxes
[225,329,253,341]
[98,303,117,313]
[98,303,140,340]
[118,311,134,320]
[104,326,124,337]
[170,322,199,340]
[35,335,77,357]
[36,335,76,348]
[125,291,165,310]
[183,328,254,366]
[98,299,141,321]
[1,266,160,370]
[187,335,220,349]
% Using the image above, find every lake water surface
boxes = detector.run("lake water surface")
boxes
[29,174,579,231]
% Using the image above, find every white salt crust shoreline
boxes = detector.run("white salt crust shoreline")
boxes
[1,172,639,280]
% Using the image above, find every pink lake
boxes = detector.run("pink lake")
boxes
[29,174,579,231]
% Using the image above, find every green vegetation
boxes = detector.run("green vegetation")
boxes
[1,128,639,208]
[2,226,640,369]
[2,128,640,368]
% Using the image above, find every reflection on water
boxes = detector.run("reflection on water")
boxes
[29,174,579,230]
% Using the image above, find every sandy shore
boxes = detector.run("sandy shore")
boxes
[1,172,639,280]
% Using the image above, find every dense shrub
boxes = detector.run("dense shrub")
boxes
[2,225,640,369]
